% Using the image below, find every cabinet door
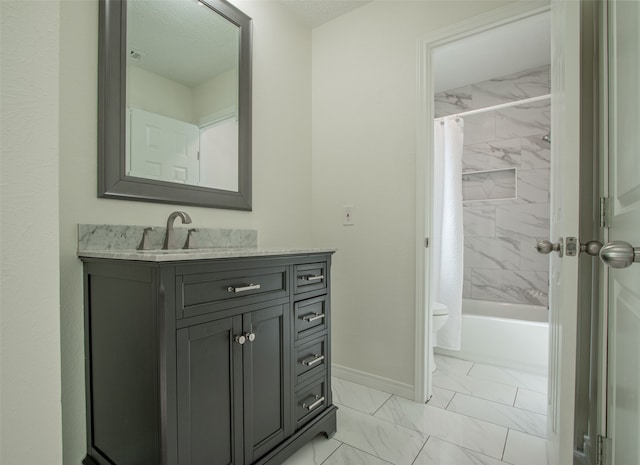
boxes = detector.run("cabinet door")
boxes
[242,304,292,463]
[177,316,243,465]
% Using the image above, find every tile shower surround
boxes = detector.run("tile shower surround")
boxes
[435,65,551,308]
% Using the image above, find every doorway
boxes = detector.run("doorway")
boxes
[414,2,598,464]
[415,0,553,396]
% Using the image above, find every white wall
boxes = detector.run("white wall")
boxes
[129,65,238,124]
[59,1,312,462]
[311,0,515,389]
[129,65,195,122]
[0,1,63,463]
[193,67,238,123]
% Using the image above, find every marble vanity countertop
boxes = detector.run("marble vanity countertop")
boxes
[77,224,334,262]
[77,247,336,262]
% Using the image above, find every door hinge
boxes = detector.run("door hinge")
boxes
[596,435,612,465]
[425,238,429,248]
[600,196,610,228]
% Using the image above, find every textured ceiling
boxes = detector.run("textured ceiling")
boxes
[127,0,238,88]
[279,0,372,28]
[126,0,369,88]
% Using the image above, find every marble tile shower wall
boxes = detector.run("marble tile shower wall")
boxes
[435,65,551,307]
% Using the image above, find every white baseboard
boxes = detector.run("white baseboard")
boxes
[332,364,414,400]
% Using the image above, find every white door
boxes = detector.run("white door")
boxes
[603,1,640,463]
[199,118,239,191]
[128,108,200,184]
[547,1,582,464]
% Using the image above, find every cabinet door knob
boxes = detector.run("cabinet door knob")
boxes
[234,335,247,345]
[246,332,256,342]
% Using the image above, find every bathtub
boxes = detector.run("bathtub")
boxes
[435,299,549,375]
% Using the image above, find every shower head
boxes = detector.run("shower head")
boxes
[542,133,551,143]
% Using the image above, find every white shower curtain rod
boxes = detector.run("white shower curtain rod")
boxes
[434,93,551,121]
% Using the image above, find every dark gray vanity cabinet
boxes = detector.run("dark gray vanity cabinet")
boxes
[81,253,336,465]
[177,303,291,465]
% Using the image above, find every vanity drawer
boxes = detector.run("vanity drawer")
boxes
[293,262,327,295]
[295,375,328,428]
[295,336,328,385]
[294,295,327,341]
[177,266,288,319]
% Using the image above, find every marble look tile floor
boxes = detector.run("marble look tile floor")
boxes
[283,355,549,465]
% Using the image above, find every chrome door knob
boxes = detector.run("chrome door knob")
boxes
[246,332,256,342]
[580,240,603,256]
[234,335,247,345]
[599,241,640,269]
[536,239,563,257]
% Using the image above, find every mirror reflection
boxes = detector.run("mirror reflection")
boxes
[126,0,240,191]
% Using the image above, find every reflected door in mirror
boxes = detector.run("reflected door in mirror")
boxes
[126,0,240,191]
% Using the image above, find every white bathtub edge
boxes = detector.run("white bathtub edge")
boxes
[436,313,549,375]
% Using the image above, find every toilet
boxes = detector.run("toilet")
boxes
[431,302,449,372]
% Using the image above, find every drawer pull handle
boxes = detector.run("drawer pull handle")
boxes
[302,313,325,323]
[227,283,261,293]
[301,274,324,282]
[302,395,325,411]
[301,354,325,367]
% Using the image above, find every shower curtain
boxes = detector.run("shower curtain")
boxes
[432,117,464,350]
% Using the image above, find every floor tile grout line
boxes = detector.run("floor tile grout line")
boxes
[444,391,456,410]
[465,371,549,394]
[432,381,518,407]
[440,357,549,392]
[338,442,395,465]
[371,393,394,417]
[450,390,547,419]
[436,354,548,380]
[319,441,344,465]
[502,428,511,461]
[446,397,549,439]
[448,370,548,395]
[335,401,430,438]
[465,361,476,376]
[436,367,548,395]
[420,435,512,464]
[409,435,431,465]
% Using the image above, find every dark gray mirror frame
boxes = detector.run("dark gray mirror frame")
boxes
[98,0,252,210]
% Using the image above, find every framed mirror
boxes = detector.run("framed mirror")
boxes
[98,0,252,210]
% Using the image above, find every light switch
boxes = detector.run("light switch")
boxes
[343,205,354,226]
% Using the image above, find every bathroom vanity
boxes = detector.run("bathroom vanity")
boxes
[79,244,336,465]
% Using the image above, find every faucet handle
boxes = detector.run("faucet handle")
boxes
[183,228,199,250]
[137,227,154,250]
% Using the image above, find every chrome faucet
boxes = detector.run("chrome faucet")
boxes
[163,211,192,250]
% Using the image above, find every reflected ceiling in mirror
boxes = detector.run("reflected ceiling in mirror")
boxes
[98,0,252,210]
